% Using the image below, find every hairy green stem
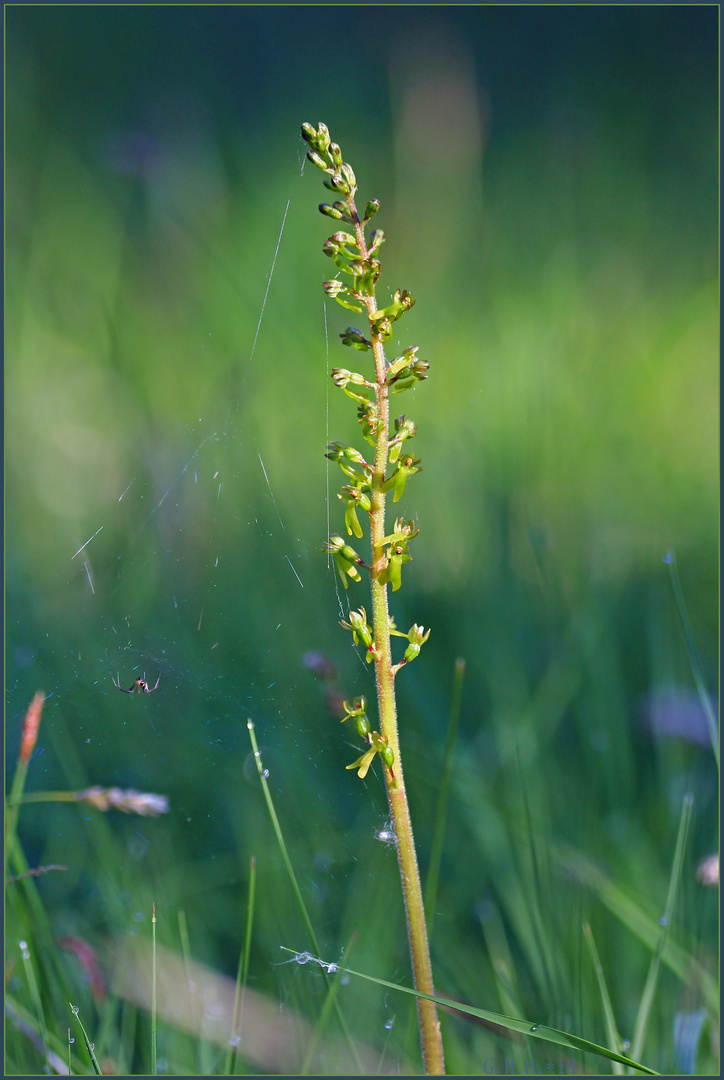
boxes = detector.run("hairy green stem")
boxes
[348,193,445,1075]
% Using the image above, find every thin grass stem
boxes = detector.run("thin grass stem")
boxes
[225,854,257,1075]
[5,693,45,883]
[151,901,157,1075]
[246,719,364,1073]
[19,939,48,1062]
[69,1003,102,1075]
[583,922,625,1075]
[4,760,29,883]
[629,792,694,1066]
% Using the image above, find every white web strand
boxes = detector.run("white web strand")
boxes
[71,526,104,561]
[284,555,304,589]
[138,431,221,534]
[258,453,285,532]
[235,198,291,415]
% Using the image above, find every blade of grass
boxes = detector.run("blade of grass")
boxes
[18,938,48,1063]
[176,907,218,1073]
[6,995,78,1075]
[479,904,533,1067]
[246,718,363,1073]
[225,854,257,1076]
[118,998,138,1076]
[664,551,719,766]
[6,838,74,1021]
[583,922,625,1075]
[516,744,564,1015]
[151,902,157,1076]
[177,908,193,1000]
[629,792,694,1065]
[553,841,718,1013]
[69,1002,102,1075]
[279,948,659,1075]
[300,931,359,1075]
[424,657,465,939]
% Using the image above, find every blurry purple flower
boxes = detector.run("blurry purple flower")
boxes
[643,686,718,748]
[302,651,336,682]
[695,853,719,887]
[100,130,164,177]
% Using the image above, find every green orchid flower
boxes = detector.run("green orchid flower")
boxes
[324,535,365,587]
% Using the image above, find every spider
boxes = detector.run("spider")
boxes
[112,673,161,695]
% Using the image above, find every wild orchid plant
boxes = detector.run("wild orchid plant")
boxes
[301,121,445,1075]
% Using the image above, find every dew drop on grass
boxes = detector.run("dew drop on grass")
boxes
[530,1024,540,1032]
[658,915,669,926]
[228,1035,241,1048]
[262,768,270,778]
[620,1039,630,1052]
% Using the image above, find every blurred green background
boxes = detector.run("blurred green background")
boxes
[6,6,718,1075]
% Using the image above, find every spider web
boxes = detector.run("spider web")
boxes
[6,120,425,1072]
[7,132,395,838]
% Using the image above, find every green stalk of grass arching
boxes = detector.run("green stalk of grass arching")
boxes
[583,922,625,1075]
[279,948,659,1075]
[224,855,257,1076]
[301,120,444,1075]
[425,658,465,940]
[629,792,694,1066]
[664,551,719,767]
[246,719,364,1073]
[69,1002,102,1075]
[151,901,157,1076]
